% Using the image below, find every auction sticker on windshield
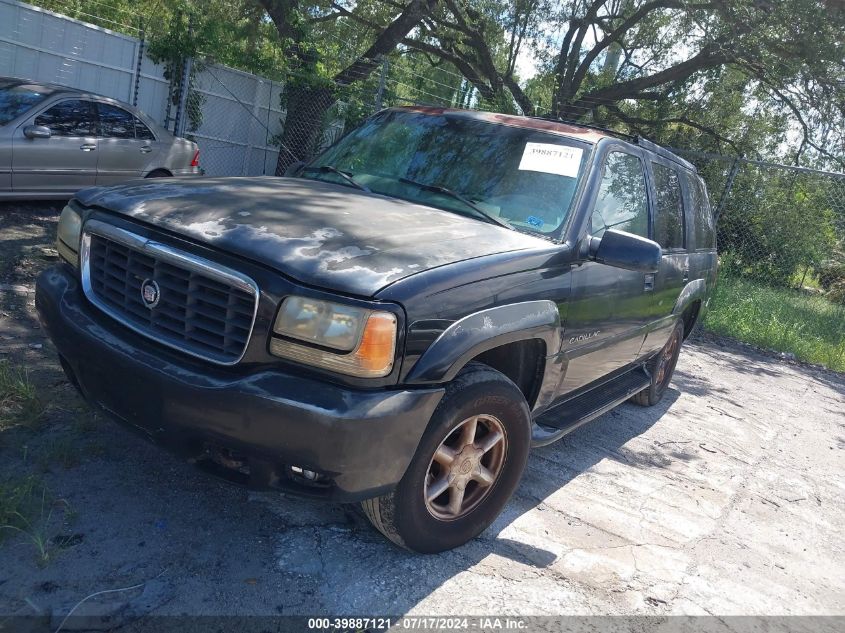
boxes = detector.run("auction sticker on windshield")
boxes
[518,142,583,177]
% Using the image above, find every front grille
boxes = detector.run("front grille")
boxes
[81,221,258,365]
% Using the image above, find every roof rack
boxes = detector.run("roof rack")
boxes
[529,116,637,142]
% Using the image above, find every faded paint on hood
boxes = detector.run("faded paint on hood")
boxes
[74,176,548,297]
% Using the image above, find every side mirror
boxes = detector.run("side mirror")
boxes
[24,125,51,139]
[284,160,304,177]
[588,228,661,273]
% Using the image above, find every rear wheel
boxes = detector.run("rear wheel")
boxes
[361,363,531,553]
[632,320,684,407]
[144,169,171,178]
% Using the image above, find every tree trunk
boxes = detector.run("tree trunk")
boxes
[275,84,336,175]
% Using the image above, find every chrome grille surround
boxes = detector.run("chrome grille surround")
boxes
[80,219,259,365]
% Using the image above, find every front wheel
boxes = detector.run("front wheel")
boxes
[361,363,531,553]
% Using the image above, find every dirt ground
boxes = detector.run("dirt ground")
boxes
[0,203,843,629]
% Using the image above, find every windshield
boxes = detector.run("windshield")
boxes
[0,83,52,126]
[304,110,591,235]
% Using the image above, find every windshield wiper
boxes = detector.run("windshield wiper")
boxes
[302,165,370,192]
[399,177,512,230]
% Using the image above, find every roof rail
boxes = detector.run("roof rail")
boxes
[528,116,637,142]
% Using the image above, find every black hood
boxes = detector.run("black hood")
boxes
[74,176,547,297]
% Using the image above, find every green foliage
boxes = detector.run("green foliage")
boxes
[705,275,845,372]
[0,360,44,430]
[716,171,839,287]
[0,475,71,566]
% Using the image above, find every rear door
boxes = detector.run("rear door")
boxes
[94,102,162,185]
[559,145,656,394]
[12,98,98,193]
[639,159,689,357]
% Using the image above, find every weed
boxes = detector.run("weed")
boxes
[0,475,70,566]
[38,436,81,471]
[0,360,45,429]
[705,276,845,372]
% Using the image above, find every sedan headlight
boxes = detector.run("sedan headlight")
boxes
[56,204,82,267]
[270,296,398,378]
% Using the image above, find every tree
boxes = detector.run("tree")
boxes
[393,0,845,168]
[257,0,440,174]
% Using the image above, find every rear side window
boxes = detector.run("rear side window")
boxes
[34,100,96,136]
[689,176,716,249]
[97,103,135,139]
[134,117,155,140]
[651,163,685,249]
[591,151,649,238]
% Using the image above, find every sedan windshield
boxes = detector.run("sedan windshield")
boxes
[0,82,52,125]
[305,111,590,235]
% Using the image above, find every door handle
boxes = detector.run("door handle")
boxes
[682,268,690,283]
[644,274,655,292]
[140,145,153,153]
[80,144,96,151]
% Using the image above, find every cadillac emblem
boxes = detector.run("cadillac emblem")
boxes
[140,279,161,309]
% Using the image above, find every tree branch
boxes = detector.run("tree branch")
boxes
[334,0,440,86]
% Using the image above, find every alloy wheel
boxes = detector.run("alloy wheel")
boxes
[423,414,507,521]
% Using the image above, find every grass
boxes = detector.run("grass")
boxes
[0,475,71,566]
[0,360,45,430]
[704,275,845,372]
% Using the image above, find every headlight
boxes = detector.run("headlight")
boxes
[56,204,82,267]
[270,296,398,378]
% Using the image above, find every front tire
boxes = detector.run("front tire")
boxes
[632,320,684,407]
[362,363,531,553]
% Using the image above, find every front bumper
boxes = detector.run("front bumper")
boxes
[35,266,444,501]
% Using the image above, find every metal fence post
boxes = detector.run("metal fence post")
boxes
[374,57,388,110]
[173,16,194,137]
[132,24,145,107]
[714,156,742,222]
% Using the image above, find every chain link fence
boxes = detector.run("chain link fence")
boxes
[673,149,845,370]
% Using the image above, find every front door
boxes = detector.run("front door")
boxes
[95,102,162,185]
[558,147,655,395]
[12,99,98,194]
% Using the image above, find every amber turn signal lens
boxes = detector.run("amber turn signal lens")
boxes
[356,312,398,374]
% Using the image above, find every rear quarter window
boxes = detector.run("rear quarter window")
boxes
[688,174,715,250]
[651,162,685,250]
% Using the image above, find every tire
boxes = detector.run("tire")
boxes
[631,320,684,407]
[361,363,531,553]
[144,169,171,178]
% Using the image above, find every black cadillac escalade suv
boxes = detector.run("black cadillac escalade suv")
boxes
[36,106,717,553]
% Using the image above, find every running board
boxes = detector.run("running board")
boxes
[535,367,651,433]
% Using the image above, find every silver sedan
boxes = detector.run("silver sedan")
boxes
[0,77,201,200]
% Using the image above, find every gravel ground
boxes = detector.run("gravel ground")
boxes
[0,203,843,629]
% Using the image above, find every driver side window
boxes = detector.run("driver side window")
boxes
[591,151,649,238]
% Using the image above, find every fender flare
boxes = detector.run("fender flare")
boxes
[672,279,707,315]
[404,300,561,385]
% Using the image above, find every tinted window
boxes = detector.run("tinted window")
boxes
[97,103,135,138]
[689,175,715,249]
[591,151,649,238]
[134,117,155,140]
[34,100,95,136]
[310,111,589,235]
[652,163,685,249]
[0,83,51,125]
